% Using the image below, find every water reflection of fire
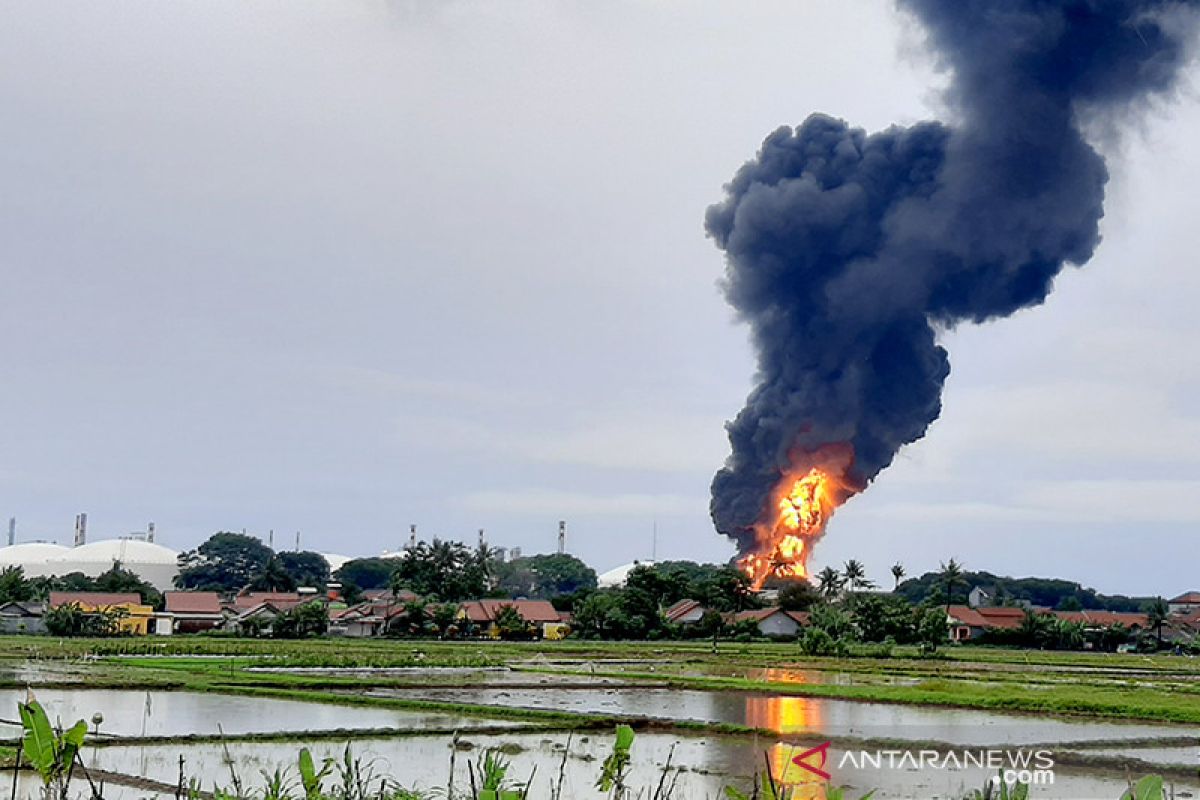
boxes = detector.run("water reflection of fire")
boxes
[745,695,822,734]
[770,742,830,800]
[749,668,817,685]
[746,697,831,796]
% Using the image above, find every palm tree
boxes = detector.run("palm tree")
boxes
[1145,596,1169,649]
[890,562,905,590]
[842,560,874,592]
[939,558,967,613]
[816,567,843,600]
[475,542,500,591]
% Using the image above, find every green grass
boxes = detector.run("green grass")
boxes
[8,635,1200,728]
[536,666,1200,725]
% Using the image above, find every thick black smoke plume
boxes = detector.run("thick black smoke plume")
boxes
[708,0,1198,553]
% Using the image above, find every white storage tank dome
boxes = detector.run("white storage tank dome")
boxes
[0,542,72,578]
[45,539,180,590]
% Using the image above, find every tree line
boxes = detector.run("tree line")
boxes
[894,566,1155,612]
[0,563,162,608]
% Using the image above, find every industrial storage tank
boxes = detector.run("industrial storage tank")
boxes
[0,542,72,579]
[320,552,351,573]
[44,539,180,590]
[597,560,656,589]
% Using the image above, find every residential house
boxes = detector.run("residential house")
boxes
[1164,610,1200,646]
[48,591,154,635]
[724,607,809,638]
[975,606,1035,631]
[231,592,303,613]
[946,606,1047,641]
[948,605,1147,642]
[1168,592,1200,616]
[230,599,308,636]
[327,591,439,638]
[459,599,567,639]
[329,604,378,638]
[0,601,46,634]
[163,591,224,634]
[664,599,707,626]
[1055,610,1147,633]
[331,600,400,638]
[967,587,992,608]
[946,606,991,641]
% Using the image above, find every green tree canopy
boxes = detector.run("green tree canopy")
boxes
[816,567,843,599]
[493,554,597,598]
[335,557,401,590]
[43,602,124,637]
[776,580,821,612]
[852,594,916,643]
[571,588,666,640]
[938,558,967,610]
[391,539,486,602]
[895,568,1153,612]
[0,566,33,604]
[176,532,273,592]
[272,600,329,639]
[276,551,331,588]
[619,561,757,612]
[247,555,297,592]
[1145,596,1169,648]
[493,604,534,640]
[93,564,163,609]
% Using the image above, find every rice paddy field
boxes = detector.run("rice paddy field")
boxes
[1,637,1198,799]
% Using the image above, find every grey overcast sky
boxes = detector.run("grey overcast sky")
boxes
[1,1,1197,596]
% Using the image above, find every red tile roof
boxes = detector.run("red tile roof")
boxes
[947,605,1144,631]
[460,599,562,623]
[975,607,1041,630]
[164,591,222,615]
[361,589,417,602]
[947,605,989,627]
[235,598,308,618]
[724,607,809,626]
[1169,591,1200,604]
[665,599,704,623]
[1056,610,1148,628]
[49,592,141,609]
[233,592,301,610]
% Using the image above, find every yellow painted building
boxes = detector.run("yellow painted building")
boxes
[48,592,154,635]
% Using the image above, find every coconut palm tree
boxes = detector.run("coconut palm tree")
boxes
[939,558,967,613]
[842,559,874,592]
[816,566,843,600]
[844,561,864,592]
[890,562,905,590]
[1145,596,1169,649]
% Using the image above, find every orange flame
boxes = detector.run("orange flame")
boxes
[738,443,857,590]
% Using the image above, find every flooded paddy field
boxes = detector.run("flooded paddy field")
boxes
[81,730,1198,800]
[0,688,529,738]
[248,665,638,688]
[4,641,1200,799]
[360,684,1197,745]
